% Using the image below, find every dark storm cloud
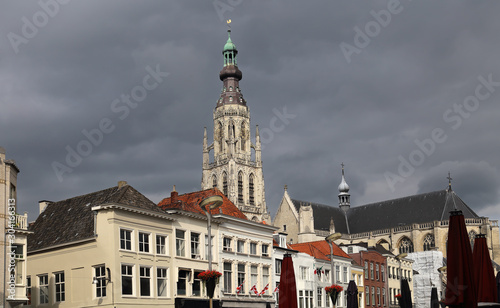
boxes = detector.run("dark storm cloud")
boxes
[1,0,499,224]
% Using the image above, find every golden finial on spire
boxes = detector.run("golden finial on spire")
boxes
[226,19,231,30]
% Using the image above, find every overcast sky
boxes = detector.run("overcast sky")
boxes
[2,1,500,225]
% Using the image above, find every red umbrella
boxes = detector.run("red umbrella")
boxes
[473,234,498,303]
[443,210,477,308]
[279,253,298,308]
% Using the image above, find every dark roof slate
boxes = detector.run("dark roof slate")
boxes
[28,184,159,252]
[291,189,478,235]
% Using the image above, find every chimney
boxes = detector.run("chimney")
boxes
[39,200,52,214]
[171,185,178,204]
[118,181,128,188]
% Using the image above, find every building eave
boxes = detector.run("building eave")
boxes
[28,236,97,255]
[92,203,177,221]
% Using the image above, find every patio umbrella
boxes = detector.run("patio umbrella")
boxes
[431,287,440,308]
[443,209,478,308]
[497,272,500,303]
[346,280,358,308]
[279,253,298,308]
[400,278,413,308]
[473,234,498,303]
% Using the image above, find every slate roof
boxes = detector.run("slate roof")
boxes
[290,240,351,261]
[158,188,247,220]
[28,183,159,252]
[292,188,478,235]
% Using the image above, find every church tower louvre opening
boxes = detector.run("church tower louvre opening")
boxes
[202,26,270,223]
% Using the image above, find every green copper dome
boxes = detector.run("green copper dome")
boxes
[223,30,237,52]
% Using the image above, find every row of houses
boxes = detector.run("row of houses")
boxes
[3,178,416,308]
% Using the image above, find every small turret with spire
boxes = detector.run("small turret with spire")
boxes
[338,163,351,213]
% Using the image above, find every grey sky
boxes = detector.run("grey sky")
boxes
[1,0,499,224]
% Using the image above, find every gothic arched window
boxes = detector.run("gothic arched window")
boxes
[241,123,246,151]
[423,234,435,251]
[399,237,414,254]
[238,172,243,204]
[212,175,217,189]
[222,172,228,196]
[218,122,223,152]
[249,174,255,205]
[469,231,477,251]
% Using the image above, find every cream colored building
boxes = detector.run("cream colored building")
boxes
[385,253,413,307]
[1,147,30,308]
[27,182,177,307]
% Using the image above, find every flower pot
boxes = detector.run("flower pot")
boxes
[206,278,217,299]
[329,290,339,306]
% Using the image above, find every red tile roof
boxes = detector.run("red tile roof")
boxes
[290,240,351,261]
[158,188,247,220]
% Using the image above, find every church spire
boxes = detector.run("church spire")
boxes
[338,163,351,212]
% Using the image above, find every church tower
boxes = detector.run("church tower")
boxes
[202,27,270,223]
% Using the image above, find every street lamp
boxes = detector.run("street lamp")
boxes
[325,233,342,285]
[200,195,223,308]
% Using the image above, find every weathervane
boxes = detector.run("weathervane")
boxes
[227,19,231,30]
[447,172,453,189]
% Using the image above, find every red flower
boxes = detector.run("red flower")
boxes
[197,270,222,281]
[395,293,402,298]
[325,284,344,293]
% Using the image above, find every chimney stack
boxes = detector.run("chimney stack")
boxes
[39,200,53,214]
[171,185,178,204]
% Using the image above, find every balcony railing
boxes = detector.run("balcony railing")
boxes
[8,213,28,230]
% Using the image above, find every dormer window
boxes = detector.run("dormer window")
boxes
[229,96,233,102]
[229,86,233,91]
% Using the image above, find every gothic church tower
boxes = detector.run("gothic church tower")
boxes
[202,29,270,223]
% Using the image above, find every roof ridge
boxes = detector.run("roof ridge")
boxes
[51,186,119,205]
[353,189,446,210]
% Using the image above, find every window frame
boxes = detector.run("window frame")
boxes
[94,265,107,298]
[157,267,168,297]
[156,234,168,255]
[138,232,151,253]
[121,264,134,296]
[176,229,186,257]
[191,232,201,259]
[139,266,152,297]
[120,228,133,251]
[39,274,49,304]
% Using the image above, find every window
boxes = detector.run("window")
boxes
[121,265,133,295]
[191,232,200,259]
[193,271,202,296]
[262,267,269,295]
[177,270,189,296]
[300,266,309,280]
[223,172,228,196]
[399,237,414,254]
[157,268,168,297]
[176,230,185,257]
[383,287,386,306]
[366,286,370,306]
[251,265,258,290]
[95,266,107,298]
[423,234,435,251]
[371,287,375,307]
[262,244,269,257]
[325,269,330,282]
[238,264,246,294]
[336,265,340,282]
[156,235,167,255]
[317,287,323,307]
[249,174,254,205]
[238,172,243,203]
[370,262,374,280]
[250,242,257,255]
[343,266,348,283]
[275,282,280,304]
[223,237,232,252]
[376,264,379,280]
[299,290,304,308]
[348,246,353,253]
[39,274,49,304]
[120,229,132,250]
[299,290,313,308]
[237,240,245,253]
[275,259,282,275]
[139,232,150,253]
[469,231,477,249]
[140,267,151,296]
[224,263,232,293]
[26,276,32,305]
[377,287,381,306]
[283,224,286,231]
[381,265,385,282]
[364,261,369,278]
[212,175,217,188]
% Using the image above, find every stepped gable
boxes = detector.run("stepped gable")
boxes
[291,199,349,233]
[290,240,350,261]
[28,183,159,252]
[158,188,247,220]
[346,189,478,234]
